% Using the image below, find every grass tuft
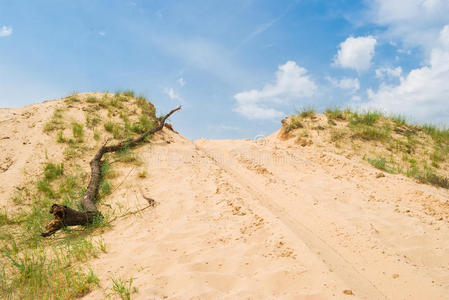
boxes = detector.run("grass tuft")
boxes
[111,276,137,300]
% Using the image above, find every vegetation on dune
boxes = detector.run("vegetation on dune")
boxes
[285,107,449,189]
[0,91,167,299]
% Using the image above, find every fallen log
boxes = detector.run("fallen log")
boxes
[41,106,181,237]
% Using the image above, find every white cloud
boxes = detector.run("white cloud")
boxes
[164,87,182,101]
[98,31,105,36]
[178,77,186,87]
[368,0,449,49]
[0,26,12,37]
[351,95,361,102]
[375,66,402,79]
[333,36,377,72]
[233,61,316,119]
[365,25,449,124]
[326,76,360,93]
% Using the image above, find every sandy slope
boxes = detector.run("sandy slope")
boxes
[1,101,449,299]
[82,129,449,299]
[0,100,64,209]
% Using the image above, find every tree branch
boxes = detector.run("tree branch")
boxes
[41,106,181,237]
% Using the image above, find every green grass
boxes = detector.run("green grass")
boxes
[56,131,67,143]
[86,113,101,128]
[122,90,135,98]
[325,108,347,121]
[111,276,137,300]
[366,157,387,171]
[93,130,101,141]
[391,114,407,125]
[0,155,107,299]
[44,162,64,180]
[349,111,383,126]
[136,95,156,117]
[416,171,449,189]
[65,95,80,104]
[104,121,126,139]
[422,124,449,144]
[284,115,303,134]
[43,108,65,133]
[351,125,390,141]
[1,237,101,299]
[72,122,84,142]
[296,106,316,119]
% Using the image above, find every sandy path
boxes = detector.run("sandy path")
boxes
[82,131,449,299]
[194,137,449,299]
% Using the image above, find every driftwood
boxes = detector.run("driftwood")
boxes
[41,106,181,237]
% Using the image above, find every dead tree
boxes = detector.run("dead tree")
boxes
[41,106,182,237]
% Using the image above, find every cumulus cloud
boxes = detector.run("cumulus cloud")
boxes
[333,36,377,72]
[368,0,449,49]
[233,61,316,119]
[365,25,449,124]
[0,25,12,37]
[326,76,360,93]
[375,67,402,79]
[164,87,182,101]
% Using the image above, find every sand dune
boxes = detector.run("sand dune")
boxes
[83,128,449,299]
[1,97,448,299]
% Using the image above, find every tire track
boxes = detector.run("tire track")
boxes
[196,142,388,300]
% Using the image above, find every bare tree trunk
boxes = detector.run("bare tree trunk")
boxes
[41,106,181,237]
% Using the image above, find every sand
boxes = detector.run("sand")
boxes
[1,100,449,299]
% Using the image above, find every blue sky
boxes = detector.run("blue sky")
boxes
[1,0,448,140]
